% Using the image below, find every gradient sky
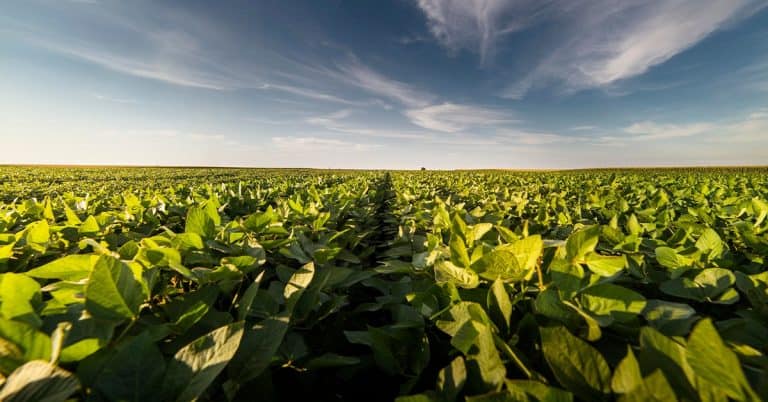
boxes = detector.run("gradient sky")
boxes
[1,0,767,169]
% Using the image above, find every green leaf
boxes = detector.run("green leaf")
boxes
[0,273,42,327]
[488,280,512,332]
[565,226,600,263]
[203,200,221,227]
[548,259,584,299]
[163,321,245,402]
[642,300,696,335]
[395,394,437,402]
[0,319,51,373]
[449,234,471,268]
[579,283,646,324]
[463,321,506,393]
[654,247,692,276]
[505,380,573,402]
[42,197,55,222]
[694,228,723,259]
[26,254,98,282]
[686,319,756,401]
[437,356,466,402]
[533,288,578,324]
[473,249,527,282]
[637,327,698,401]
[0,360,79,402]
[660,268,736,303]
[540,325,611,399]
[465,390,525,402]
[23,220,49,246]
[751,197,767,226]
[231,263,314,386]
[237,272,265,320]
[451,213,469,243]
[63,203,81,225]
[304,353,360,370]
[618,370,677,402]
[232,314,289,385]
[611,347,642,394]
[172,233,204,251]
[243,207,278,233]
[283,262,315,313]
[78,216,100,235]
[435,261,479,289]
[93,332,166,402]
[436,302,491,337]
[471,223,494,243]
[60,338,102,363]
[185,207,215,239]
[85,256,145,321]
[626,214,641,236]
[584,252,627,277]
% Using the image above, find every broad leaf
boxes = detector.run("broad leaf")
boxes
[0,360,79,402]
[164,321,245,402]
[26,255,98,281]
[540,325,611,399]
[435,261,479,289]
[85,256,145,322]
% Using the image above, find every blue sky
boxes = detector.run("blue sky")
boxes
[1,0,767,169]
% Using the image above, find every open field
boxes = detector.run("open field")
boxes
[1,166,767,401]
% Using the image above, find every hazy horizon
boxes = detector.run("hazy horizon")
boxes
[2,0,768,169]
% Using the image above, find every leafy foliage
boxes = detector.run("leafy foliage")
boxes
[0,166,767,401]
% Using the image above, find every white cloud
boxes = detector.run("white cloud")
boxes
[415,0,766,96]
[92,93,137,104]
[271,136,379,151]
[707,110,768,143]
[43,41,231,90]
[332,61,434,107]
[257,83,362,105]
[570,125,597,131]
[305,109,354,126]
[8,7,366,106]
[623,121,714,141]
[418,0,513,62]
[496,129,580,145]
[603,109,768,144]
[573,1,755,87]
[405,102,513,132]
[306,109,431,139]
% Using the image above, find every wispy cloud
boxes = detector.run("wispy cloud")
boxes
[600,109,768,144]
[405,102,513,132]
[737,59,768,92]
[415,0,766,97]
[257,83,362,105]
[8,6,366,107]
[306,109,431,139]
[414,0,541,65]
[271,136,380,151]
[704,109,768,143]
[330,60,434,107]
[622,121,715,141]
[40,39,231,90]
[570,125,597,131]
[496,129,582,145]
[92,93,137,104]
[104,129,230,142]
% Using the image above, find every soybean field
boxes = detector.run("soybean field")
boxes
[1,166,767,401]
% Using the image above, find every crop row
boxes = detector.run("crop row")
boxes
[0,168,766,401]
